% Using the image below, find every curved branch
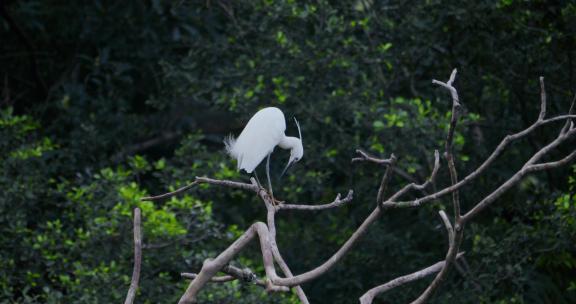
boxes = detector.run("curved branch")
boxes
[359,253,465,304]
[525,150,576,172]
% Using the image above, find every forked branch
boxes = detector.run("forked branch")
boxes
[362,73,575,304]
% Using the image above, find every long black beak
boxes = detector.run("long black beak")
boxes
[280,160,294,178]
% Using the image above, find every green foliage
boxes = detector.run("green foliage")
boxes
[1,0,575,303]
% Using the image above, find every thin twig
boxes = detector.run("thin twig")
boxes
[380,150,440,207]
[539,77,547,120]
[525,150,576,172]
[352,149,394,164]
[141,181,199,201]
[438,210,454,248]
[278,190,353,211]
[377,154,397,205]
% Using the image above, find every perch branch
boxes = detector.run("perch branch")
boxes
[262,192,310,303]
[124,208,142,304]
[141,176,258,201]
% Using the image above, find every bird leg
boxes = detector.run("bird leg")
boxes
[253,171,263,190]
[266,153,276,204]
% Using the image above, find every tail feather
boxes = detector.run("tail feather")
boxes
[223,134,237,156]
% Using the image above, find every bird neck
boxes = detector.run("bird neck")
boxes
[279,136,300,150]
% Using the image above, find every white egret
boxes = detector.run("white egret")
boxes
[224,107,303,195]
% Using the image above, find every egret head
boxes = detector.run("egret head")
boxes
[281,117,304,177]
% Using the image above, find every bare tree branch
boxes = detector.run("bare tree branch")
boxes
[352,149,395,164]
[438,210,454,248]
[178,222,276,304]
[390,114,576,209]
[560,93,575,134]
[359,253,465,304]
[141,176,258,201]
[263,192,310,303]
[278,190,354,211]
[377,154,397,205]
[539,77,547,120]
[411,70,464,304]
[181,273,235,282]
[141,181,200,201]
[380,150,440,208]
[124,208,142,304]
[462,128,576,223]
[525,150,576,172]
[181,265,290,292]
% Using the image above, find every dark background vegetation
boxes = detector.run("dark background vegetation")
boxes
[1,0,575,303]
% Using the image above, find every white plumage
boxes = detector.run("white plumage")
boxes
[224,107,303,174]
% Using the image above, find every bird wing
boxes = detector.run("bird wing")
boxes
[228,107,286,173]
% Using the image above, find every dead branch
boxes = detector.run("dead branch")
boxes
[277,190,354,211]
[124,208,142,304]
[352,149,395,164]
[141,177,257,201]
[376,154,397,205]
[262,189,310,303]
[362,73,575,304]
[410,69,464,304]
[181,265,290,292]
[359,253,465,304]
[388,115,576,209]
[182,273,235,283]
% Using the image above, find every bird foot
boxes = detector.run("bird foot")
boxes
[272,198,285,206]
